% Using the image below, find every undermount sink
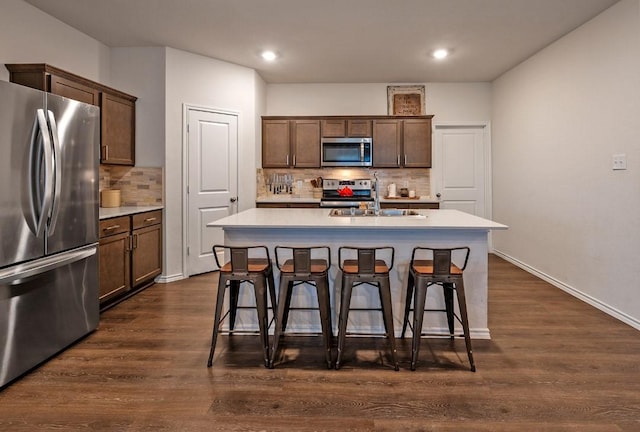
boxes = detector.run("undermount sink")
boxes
[329,208,425,217]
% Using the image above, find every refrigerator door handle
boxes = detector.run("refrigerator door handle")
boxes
[46,110,62,236]
[0,244,97,287]
[31,109,54,238]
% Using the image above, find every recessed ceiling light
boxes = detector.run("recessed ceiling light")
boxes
[261,50,277,61]
[433,49,449,60]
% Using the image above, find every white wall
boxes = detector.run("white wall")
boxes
[492,0,640,328]
[266,82,492,121]
[110,47,166,167]
[0,0,110,83]
[164,48,262,280]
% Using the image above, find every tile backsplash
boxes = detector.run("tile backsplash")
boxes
[257,168,431,199]
[99,166,163,206]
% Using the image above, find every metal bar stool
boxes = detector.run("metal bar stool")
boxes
[269,246,333,369]
[335,246,399,371]
[401,246,475,372]
[207,245,277,368]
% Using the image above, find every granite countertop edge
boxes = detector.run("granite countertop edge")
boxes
[99,205,164,220]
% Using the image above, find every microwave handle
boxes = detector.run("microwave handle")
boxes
[360,142,364,162]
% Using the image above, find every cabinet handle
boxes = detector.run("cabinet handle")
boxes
[143,217,157,224]
[102,145,109,161]
[132,233,138,249]
[103,224,120,231]
[397,155,400,165]
[293,155,296,166]
[404,154,407,165]
[286,154,290,165]
[126,235,132,251]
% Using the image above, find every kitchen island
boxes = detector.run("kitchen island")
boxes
[207,208,507,339]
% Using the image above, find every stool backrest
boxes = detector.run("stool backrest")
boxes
[293,248,312,274]
[275,246,331,275]
[411,246,470,277]
[212,244,270,275]
[338,246,394,274]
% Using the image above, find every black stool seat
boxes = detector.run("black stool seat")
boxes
[335,246,399,371]
[270,246,333,369]
[401,247,475,372]
[207,245,276,368]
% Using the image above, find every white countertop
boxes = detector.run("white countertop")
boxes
[99,205,163,220]
[255,196,440,204]
[208,208,507,231]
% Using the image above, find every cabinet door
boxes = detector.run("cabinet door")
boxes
[292,119,320,168]
[99,232,131,302]
[403,118,432,168]
[50,75,99,106]
[347,119,372,137]
[372,119,401,167]
[321,119,346,137]
[131,223,162,287]
[262,120,291,167]
[101,92,135,165]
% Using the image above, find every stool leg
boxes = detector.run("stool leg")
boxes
[402,270,415,338]
[335,275,354,370]
[208,275,229,367]
[228,280,240,331]
[411,277,429,371]
[315,275,334,369]
[443,282,455,338]
[253,277,271,368]
[269,276,291,368]
[267,266,277,316]
[281,280,294,332]
[378,277,399,371]
[454,278,476,372]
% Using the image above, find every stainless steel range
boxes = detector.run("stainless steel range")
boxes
[320,179,374,208]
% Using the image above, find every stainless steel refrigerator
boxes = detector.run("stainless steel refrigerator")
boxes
[0,79,99,388]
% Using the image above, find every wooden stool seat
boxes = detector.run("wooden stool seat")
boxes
[341,259,389,274]
[220,258,271,273]
[280,258,329,274]
[411,260,463,275]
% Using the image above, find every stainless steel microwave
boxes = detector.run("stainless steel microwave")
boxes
[321,137,372,167]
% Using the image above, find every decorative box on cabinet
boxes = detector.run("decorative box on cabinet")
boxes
[5,63,137,166]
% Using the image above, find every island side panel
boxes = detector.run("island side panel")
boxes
[220,227,490,339]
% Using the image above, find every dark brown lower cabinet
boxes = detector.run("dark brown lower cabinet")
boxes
[99,210,162,308]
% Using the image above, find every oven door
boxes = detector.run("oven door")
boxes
[321,138,372,167]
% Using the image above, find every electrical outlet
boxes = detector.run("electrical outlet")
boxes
[612,153,627,170]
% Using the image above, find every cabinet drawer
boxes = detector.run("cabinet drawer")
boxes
[99,216,130,238]
[132,210,162,229]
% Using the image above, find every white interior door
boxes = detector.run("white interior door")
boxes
[187,108,238,276]
[433,125,488,217]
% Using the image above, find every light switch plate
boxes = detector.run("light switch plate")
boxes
[612,153,627,170]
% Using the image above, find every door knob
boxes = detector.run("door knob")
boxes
[436,193,441,198]
[230,197,237,203]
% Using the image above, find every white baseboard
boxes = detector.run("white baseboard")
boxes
[492,250,640,331]
[155,273,186,284]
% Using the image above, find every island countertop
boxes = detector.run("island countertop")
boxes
[208,208,507,231]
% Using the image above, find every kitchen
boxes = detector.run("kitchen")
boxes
[1,0,639,429]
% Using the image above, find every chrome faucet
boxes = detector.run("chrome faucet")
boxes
[373,171,380,215]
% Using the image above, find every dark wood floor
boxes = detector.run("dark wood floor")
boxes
[1,255,639,431]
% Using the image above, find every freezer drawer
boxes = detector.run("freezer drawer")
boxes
[0,244,98,388]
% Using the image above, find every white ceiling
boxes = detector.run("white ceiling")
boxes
[24,0,619,83]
